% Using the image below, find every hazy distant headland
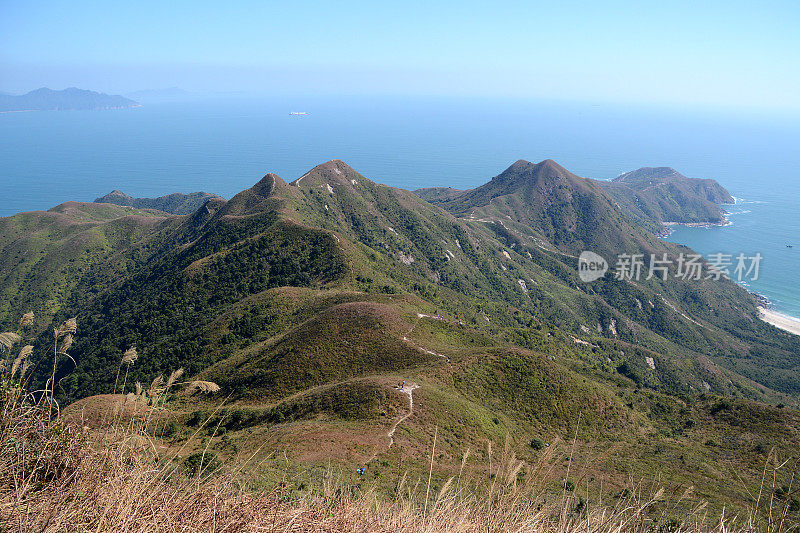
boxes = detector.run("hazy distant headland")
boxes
[417,165,736,235]
[94,189,222,214]
[0,87,140,112]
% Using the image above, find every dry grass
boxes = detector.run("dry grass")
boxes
[0,313,794,532]
[2,389,787,533]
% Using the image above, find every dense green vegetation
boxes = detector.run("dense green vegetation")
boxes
[189,380,395,432]
[2,159,796,405]
[56,213,349,399]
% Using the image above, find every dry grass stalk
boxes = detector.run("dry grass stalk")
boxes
[0,331,21,351]
[122,346,138,365]
[113,346,139,400]
[184,380,221,394]
[0,371,788,533]
[148,375,164,397]
[56,317,77,336]
[19,311,34,328]
[165,368,184,391]
[10,344,33,378]
[19,360,31,379]
[0,411,772,533]
[58,333,73,354]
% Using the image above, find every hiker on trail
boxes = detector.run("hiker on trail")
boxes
[402,380,405,388]
[357,467,366,475]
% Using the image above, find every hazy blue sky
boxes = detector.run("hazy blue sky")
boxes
[1,0,798,109]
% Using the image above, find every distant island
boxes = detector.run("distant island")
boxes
[94,190,222,215]
[0,87,140,112]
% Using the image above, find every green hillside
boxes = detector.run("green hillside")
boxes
[418,163,736,233]
[0,201,167,319]
[3,159,800,513]
[419,159,664,257]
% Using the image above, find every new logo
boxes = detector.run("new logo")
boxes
[578,251,608,282]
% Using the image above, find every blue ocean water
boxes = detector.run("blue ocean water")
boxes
[1,95,799,315]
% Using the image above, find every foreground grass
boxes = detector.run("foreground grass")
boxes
[3,383,795,532]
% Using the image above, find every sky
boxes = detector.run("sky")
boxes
[1,0,799,110]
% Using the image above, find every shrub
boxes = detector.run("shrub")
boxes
[617,361,643,385]
[187,410,206,426]
[183,451,220,475]
[710,400,731,415]
[530,437,546,450]
[161,420,179,438]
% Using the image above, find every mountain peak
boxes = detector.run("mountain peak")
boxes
[95,190,133,202]
[614,167,685,183]
[508,158,533,169]
[252,173,286,197]
[537,158,568,173]
[605,166,734,219]
[291,159,362,188]
[493,158,578,188]
[321,159,351,169]
[218,172,295,217]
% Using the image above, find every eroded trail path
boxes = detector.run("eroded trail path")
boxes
[402,313,452,362]
[387,382,419,448]
[367,382,419,464]
[402,336,450,361]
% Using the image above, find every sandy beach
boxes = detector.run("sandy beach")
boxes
[758,307,800,336]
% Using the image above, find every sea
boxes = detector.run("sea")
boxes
[1,94,799,316]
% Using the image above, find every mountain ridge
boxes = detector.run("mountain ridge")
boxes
[9,158,792,401]
[421,158,662,258]
[416,161,736,233]
[3,158,799,512]
[95,190,223,215]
